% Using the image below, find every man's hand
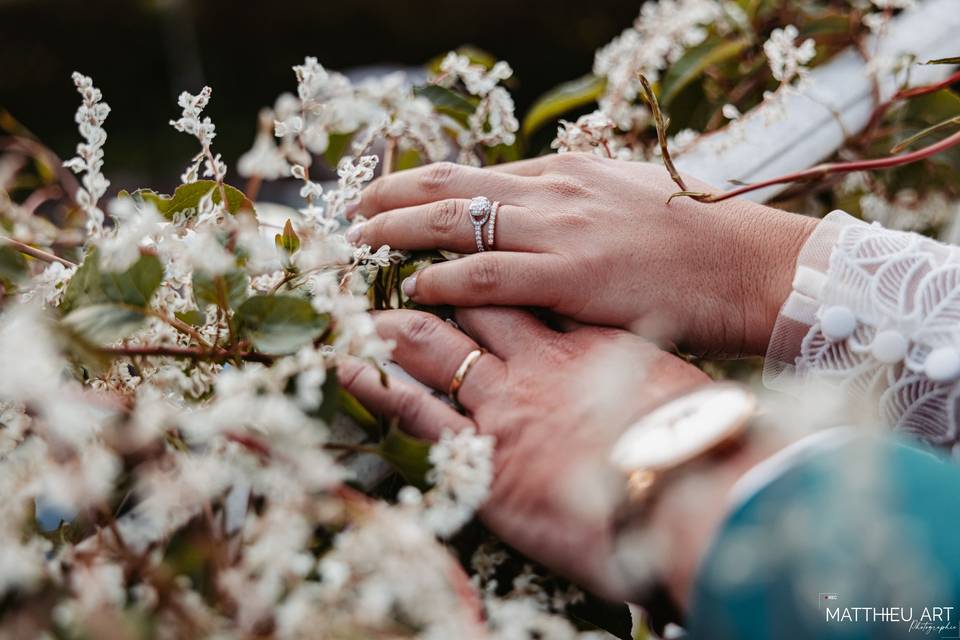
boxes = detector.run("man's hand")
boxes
[339,307,710,600]
[347,155,816,357]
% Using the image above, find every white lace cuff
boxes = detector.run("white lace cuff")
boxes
[765,210,960,450]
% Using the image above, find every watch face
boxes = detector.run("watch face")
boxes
[610,384,755,473]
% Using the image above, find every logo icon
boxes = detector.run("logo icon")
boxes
[818,593,839,609]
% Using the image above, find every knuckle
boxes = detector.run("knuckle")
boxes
[542,175,590,200]
[544,332,581,362]
[393,388,424,425]
[400,313,442,346]
[418,161,458,193]
[363,177,385,210]
[466,258,502,293]
[363,215,385,241]
[336,361,365,391]
[428,199,462,235]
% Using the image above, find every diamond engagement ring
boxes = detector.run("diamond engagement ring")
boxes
[468,196,492,253]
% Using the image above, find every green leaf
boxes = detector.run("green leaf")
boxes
[414,85,478,126]
[660,37,750,106]
[394,147,422,171]
[100,255,164,308]
[522,74,606,138]
[890,115,960,153]
[192,270,249,310]
[176,309,206,326]
[122,180,253,220]
[925,56,960,65]
[236,295,329,354]
[378,423,432,489]
[60,251,163,312]
[315,367,340,425]
[0,245,27,283]
[323,132,355,167]
[60,250,107,313]
[275,219,301,255]
[62,303,146,344]
[338,387,378,436]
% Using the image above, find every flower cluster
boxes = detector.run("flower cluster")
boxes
[763,25,817,84]
[170,86,228,185]
[63,72,111,238]
[592,0,729,130]
[433,52,520,165]
[552,112,624,158]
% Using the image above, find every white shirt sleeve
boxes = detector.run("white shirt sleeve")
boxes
[764,210,960,453]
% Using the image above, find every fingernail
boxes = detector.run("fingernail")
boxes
[345,222,364,243]
[401,274,417,297]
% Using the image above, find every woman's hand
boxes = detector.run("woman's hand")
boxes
[338,307,709,600]
[347,154,816,357]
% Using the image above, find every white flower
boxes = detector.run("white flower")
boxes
[551,111,617,156]
[353,243,400,268]
[435,52,513,97]
[238,109,290,180]
[170,86,216,144]
[19,261,76,307]
[64,72,110,239]
[419,427,495,537]
[763,25,816,84]
[96,199,165,272]
[184,227,235,276]
[593,0,724,130]
[321,155,379,223]
[353,72,449,162]
[431,54,518,165]
[170,86,228,185]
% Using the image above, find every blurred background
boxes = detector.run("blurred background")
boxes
[0,0,640,194]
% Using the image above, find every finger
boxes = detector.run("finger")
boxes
[454,307,559,359]
[350,199,542,253]
[374,310,505,412]
[352,161,531,219]
[338,358,473,441]
[402,253,569,311]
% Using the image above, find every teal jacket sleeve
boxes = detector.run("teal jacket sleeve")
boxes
[687,436,960,640]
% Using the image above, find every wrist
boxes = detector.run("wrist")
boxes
[733,203,817,357]
[603,383,773,607]
[645,427,786,608]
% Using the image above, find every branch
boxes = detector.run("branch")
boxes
[673,127,960,203]
[382,137,398,177]
[98,344,274,364]
[661,67,960,205]
[896,68,960,99]
[862,68,960,142]
[0,235,77,267]
[637,73,691,194]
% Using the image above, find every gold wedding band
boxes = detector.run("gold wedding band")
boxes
[448,348,486,403]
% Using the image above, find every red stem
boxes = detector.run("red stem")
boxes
[682,127,960,203]
[896,68,960,99]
